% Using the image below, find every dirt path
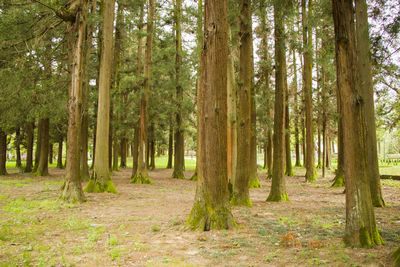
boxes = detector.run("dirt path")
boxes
[0,167,399,266]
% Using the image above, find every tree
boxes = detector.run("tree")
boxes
[302,0,316,182]
[0,130,7,175]
[85,0,118,193]
[25,122,34,173]
[187,0,236,230]
[232,0,252,206]
[35,118,50,176]
[60,0,89,203]
[172,0,185,179]
[355,0,384,207]
[131,0,154,184]
[332,0,382,247]
[267,0,289,202]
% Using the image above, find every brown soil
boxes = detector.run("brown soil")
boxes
[0,167,399,266]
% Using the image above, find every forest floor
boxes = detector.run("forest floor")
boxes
[0,166,399,266]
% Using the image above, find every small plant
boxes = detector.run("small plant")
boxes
[151,224,161,232]
[280,232,302,248]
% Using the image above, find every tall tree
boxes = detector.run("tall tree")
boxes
[292,48,301,167]
[131,0,154,184]
[35,118,50,176]
[267,0,289,202]
[284,50,293,176]
[187,0,236,230]
[232,0,252,206]
[85,0,118,193]
[332,0,382,247]
[302,0,316,182]
[60,0,89,202]
[355,0,384,207]
[172,0,185,179]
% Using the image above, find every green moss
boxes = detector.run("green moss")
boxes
[190,171,198,181]
[357,226,383,248]
[187,199,236,231]
[230,195,252,207]
[266,191,290,202]
[249,177,261,188]
[84,179,118,193]
[305,168,317,182]
[285,169,294,177]
[331,173,345,188]
[371,196,385,208]
[392,246,400,267]
[172,170,185,179]
[131,174,153,184]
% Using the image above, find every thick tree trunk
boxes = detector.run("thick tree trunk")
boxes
[60,1,88,202]
[332,83,345,187]
[0,130,7,175]
[232,0,252,206]
[36,118,49,176]
[172,0,185,179]
[267,0,289,202]
[332,0,382,247]
[355,0,384,207]
[91,102,97,169]
[131,0,154,184]
[187,0,235,230]
[85,0,117,193]
[302,0,316,182]
[57,137,63,169]
[25,122,34,172]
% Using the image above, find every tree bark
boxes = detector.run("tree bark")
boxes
[131,0,154,184]
[267,0,289,202]
[232,0,252,206]
[302,0,316,182]
[132,122,139,175]
[36,118,49,176]
[355,0,384,207]
[25,122,34,172]
[332,0,382,247]
[33,119,42,172]
[85,0,117,193]
[120,138,127,168]
[187,0,235,230]
[0,130,7,175]
[49,143,53,165]
[292,48,301,167]
[60,1,88,202]
[14,128,22,169]
[57,137,63,169]
[167,124,173,169]
[284,51,293,177]
[172,0,185,179]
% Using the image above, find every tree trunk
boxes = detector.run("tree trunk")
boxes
[284,51,293,177]
[120,138,127,168]
[85,0,117,193]
[302,0,316,182]
[36,118,49,176]
[355,0,384,207]
[293,48,301,167]
[150,125,155,170]
[15,127,22,169]
[57,137,63,169]
[317,128,321,167]
[112,138,119,171]
[49,143,53,165]
[326,136,331,169]
[131,0,154,184]
[132,122,139,175]
[332,79,345,187]
[0,130,7,175]
[172,0,185,179]
[167,124,173,169]
[60,1,88,202]
[232,0,252,206]
[187,0,235,230]
[34,119,42,172]
[25,122,34,172]
[267,0,289,202]
[332,0,382,247]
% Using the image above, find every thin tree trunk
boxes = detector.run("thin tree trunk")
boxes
[120,138,127,168]
[267,0,289,202]
[355,0,384,207]
[0,130,7,175]
[132,0,154,184]
[15,128,22,168]
[293,48,301,167]
[302,0,316,182]
[85,0,117,193]
[49,143,53,165]
[187,0,235,230]
[112,138,119,171]
[132,122,139,175]
[332,0,382,247]
[25,122,34,172]
[36,118,49,176]
[150,124,155,170]
[172,0,185,179]
[232,0,252,206]
[284,51,293,177]
[60,1,88,202]
[57,137,63,169]
[34,119,42,172]
[167,124,173,169]
[317,127,321,167]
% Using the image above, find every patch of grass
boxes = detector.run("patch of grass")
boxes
[151,224,161,232]
[0,178,35,188]
[3,198,59,214]
[381,179,400,189]
[63,216,91,230]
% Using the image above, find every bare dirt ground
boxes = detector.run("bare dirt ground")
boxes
[0,167,399,266]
